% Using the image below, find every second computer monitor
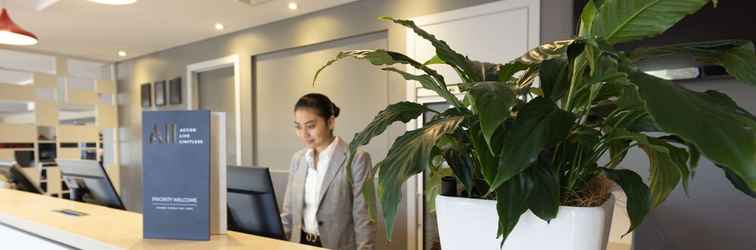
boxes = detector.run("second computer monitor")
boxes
[0,161,41,194]
[227,166,285,240]
[57,159,124,210]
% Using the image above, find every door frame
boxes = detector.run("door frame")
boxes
[186,54,242,166]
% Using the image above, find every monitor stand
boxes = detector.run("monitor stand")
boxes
[70,187,88,203]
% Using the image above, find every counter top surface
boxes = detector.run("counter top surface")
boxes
[0,189,320,250]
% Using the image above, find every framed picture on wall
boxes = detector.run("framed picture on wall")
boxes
[141,83,152,108]
[169,77,182,105]
[154,80,166,106]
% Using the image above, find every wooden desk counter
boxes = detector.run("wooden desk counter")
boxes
[0,189,320,250]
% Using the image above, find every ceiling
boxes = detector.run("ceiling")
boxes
[3,0,358,62]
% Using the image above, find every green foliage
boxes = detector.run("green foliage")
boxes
[312,0,756,245]
[602,168,651,235]
[376,116,463,239]
[590,0,711,44]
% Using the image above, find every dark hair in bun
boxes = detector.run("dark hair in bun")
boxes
[294,93,340,119]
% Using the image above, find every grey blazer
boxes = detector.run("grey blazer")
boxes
[281,138,377,250]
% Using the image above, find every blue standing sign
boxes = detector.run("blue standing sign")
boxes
[142,110,210,240]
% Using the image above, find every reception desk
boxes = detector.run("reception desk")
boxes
[0,189,320,250]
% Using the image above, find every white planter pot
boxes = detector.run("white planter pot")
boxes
[436,194,614,250]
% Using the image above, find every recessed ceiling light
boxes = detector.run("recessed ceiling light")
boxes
[117,50,127,57]
[18,79,33,85]
[89,0,138,5]
[288,2,298,10]
[215,23,224,31]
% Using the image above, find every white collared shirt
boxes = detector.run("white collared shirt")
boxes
[302,137,341,235]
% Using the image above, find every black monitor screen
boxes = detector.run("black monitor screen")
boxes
[14,151,34,167]
[10,166,41,194]
[227,166,285,240]
[38,143,56,162]
[57,160,124,210]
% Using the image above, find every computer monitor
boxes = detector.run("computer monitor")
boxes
[14,150,34,167]
[227,166,285,240]
[57,159,124,210]
[38,143,56,162]
[0,160,41,194]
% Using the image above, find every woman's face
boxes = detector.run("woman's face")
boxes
[294,108,334,150]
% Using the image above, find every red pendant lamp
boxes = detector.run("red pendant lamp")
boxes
[0,5,38,46]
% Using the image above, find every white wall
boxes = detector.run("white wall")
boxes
[198,67,237,165]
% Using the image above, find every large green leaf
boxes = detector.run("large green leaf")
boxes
[631,40,756,86]
[469,81,516,148]
[437,134,476,195]
[605,129,689,206]
[490,98,575,191]
[382,67,464,108]
[350,102,430,149]
[539,58,571,101]
[495,40,576,92]
[525,160,560,222]
[602,168,651,236]
[606,134,631,169]
[313,49,464,108]
[346,102,432,219]
[362,162,379,222]
[516,40,575,65]
[604,84,658,132]
[377,116,464,239]
[578,0,606,37]
[656,135,697,193]
[380,17,477,82]
[713,41,756,86]
[347,102,432,183]
[498,61,530,83]
[470,124,499,185]
[423,55,444,66]
[629,72,756,192]
[495,174,533,244]
[720,164,756,198]
[640,138,686,207]
[591,0,712,44]
[314,50,421,84]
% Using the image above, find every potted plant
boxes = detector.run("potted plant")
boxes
[313,0,756,249]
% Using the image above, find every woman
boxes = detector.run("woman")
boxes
[281,93,376,249]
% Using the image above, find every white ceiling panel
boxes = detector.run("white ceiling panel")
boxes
[2,0,359,62]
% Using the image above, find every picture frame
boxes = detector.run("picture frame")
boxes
[141,83,152,108]
[154,80,166,106]
[168,77,182,105]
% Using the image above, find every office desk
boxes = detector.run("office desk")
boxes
[0,189,320,250]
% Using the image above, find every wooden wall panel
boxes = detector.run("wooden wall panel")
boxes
[95,80,116,94]
[66,90,98,105]
[34,101,58,126]
[33,73,58,88]
[0,124,36,142]
[0,85,34,101]
[96,104,117,128]
[56,125,98,142]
